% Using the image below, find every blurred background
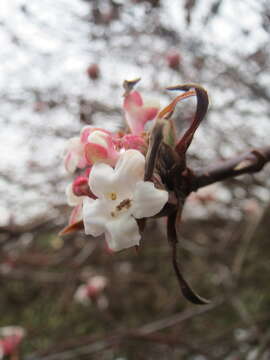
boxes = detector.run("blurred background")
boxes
[0,0,270,359]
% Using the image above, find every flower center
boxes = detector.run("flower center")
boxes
[109,192,117,200]
[110,198,132,218]
[116,199,131,211]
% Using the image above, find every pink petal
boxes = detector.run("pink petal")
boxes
[143,107,159,121]
[72,176,96,198]
[80,127,111,144]
[64,152,79,173]
[124,91,143,110]
[69,203,83,225]
[121,134,147,152]
[1,335,23,355]
[124,93,159,135]
[80,126,93,144]
[85,143,109,165]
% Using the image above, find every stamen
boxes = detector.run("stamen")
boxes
[116,199,131,211]
[110,192,117,200]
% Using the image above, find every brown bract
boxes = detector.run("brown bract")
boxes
[144,83,270,305]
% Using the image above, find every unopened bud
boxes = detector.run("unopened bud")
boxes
[86,64,100,80]
[166,50,181,70]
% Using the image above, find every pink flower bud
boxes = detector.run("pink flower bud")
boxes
[84,130,120,166]
[64,137,85,173]
[0,326,25,358]
[69,204,83,225]
[64,127,112,173]
[72,175,96,198]
[123,91,159,135]
[166,50,181,70]
[117,134,147,153]
[86,64,100,80]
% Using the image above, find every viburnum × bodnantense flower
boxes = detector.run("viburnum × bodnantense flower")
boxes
[63,81,167,252]
[61,79,211,305]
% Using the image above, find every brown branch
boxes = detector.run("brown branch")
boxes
[167,209,210,305]
[26,298,223,360]
[191,146,270,191]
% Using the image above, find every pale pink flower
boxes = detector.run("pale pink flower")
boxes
[84,130,120,166]
[123,91,159,135]
[64,127,113,173]
[74,275,108,305]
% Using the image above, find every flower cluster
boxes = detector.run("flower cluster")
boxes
[63,86,168,252]
[62,81,214,305]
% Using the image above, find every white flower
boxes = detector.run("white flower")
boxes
[83,150,168,251]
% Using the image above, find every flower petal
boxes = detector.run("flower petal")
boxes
[66,184,81,206]
[124,91,143,110]
[64,137,83,173]
[89,162,115,198]
[113,150,145,194]
[64,151,80,173]
[80,126,93,144]
[83,197,108,236]
[132,181,168,218]
[105,213,140,251]
[88,130,109,147]
[69,203,83,225]
[142,106,159,122]
[85,143,109,165]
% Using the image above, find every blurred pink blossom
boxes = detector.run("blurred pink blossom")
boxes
[74,275,108,308]
[123,91,159,135]
[0,326,25,359]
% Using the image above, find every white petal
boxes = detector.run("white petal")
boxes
[89,163,115,198]
[114,150,145,194]
[64,137,83,173]
[83,197,108,236]
[74,285,90,305]
[132,181,168,219]
[66,184,81,206]
[65,152,80,173]
[88,130,108,148]
[105,213,140,251]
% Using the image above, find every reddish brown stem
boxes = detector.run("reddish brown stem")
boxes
[191,146,270,191]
